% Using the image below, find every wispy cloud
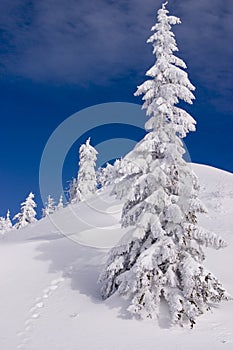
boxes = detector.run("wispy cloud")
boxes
[170,0,233,112]
[0,0,155,83]
[0,0,232,110]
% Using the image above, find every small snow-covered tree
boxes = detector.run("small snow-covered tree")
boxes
[14,192,37,229]
[0,217,6,234]
[67,178,78,203]
[97,159,124,189]
[97,163,114,189]
[77,138,98,200]
[0,210,13,234]
[42,195,56,217]
[5,210,12,231]
[57,195,64,210]
[99,3,230,328]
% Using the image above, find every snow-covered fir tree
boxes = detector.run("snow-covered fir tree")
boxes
[97,163,114,189]
[97,159,123,190]
[111,156,144,200]
[57,195,64,210]
[14,192,37,229]
[77,138,98,200]
[0,210,13,234]
[6,210,12,230]
[0,217,4,234]
[99,3,230,328]
[68,178,78,203]
[42,195,56,217]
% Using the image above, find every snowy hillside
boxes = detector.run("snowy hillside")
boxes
[0,163,232,350]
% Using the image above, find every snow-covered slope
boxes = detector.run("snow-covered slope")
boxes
[0,164,233,350]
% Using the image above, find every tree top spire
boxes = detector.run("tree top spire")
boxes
[86,137,91,146]
[162,1,168,10]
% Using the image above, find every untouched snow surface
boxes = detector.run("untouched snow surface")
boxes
[0,164,233,350]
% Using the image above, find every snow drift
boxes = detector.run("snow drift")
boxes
[0,163,232,350]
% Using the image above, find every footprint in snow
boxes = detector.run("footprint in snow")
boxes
[17,276,65,349]
[212,323,233,345]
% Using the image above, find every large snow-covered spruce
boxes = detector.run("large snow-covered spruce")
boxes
[77,138,98,201]
[13,192,37,229]
[99,3,230,327]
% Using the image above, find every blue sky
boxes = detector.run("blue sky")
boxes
[0,0,232,218]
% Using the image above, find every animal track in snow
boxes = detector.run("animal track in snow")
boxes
[211,323,233,345]
[17,276,65,349]
[29,302,44,313]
